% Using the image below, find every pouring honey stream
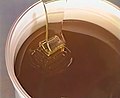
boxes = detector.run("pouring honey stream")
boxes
[30,0,73,75]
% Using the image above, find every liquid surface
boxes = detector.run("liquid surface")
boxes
[15,20,120,98]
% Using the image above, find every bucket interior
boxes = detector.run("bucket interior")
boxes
[5,0,120,97]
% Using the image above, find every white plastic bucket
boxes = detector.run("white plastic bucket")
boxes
[5,0,120,98]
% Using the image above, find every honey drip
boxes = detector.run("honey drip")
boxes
[29,0,72,75]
